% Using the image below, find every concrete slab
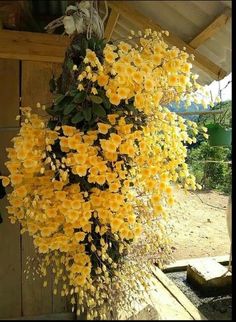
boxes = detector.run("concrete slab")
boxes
[187,258,232,295]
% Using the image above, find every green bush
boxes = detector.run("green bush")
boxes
[187,141,232,194]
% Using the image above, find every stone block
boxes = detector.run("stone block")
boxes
[187,258,232,295]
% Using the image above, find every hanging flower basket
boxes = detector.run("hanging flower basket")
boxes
[207,123,232,147]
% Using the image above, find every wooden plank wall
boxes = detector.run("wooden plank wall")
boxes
[0,59,21,319]
[0,58,71,318]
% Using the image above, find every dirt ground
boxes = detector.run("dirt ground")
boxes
[167,188,231,261]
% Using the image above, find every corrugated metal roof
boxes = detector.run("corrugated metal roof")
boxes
[103,0,231,85]
[4,0,229,85]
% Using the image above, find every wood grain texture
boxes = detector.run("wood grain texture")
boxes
[104,9,120,41]
[0,62,21,318]
[21,234,53,316]
[0,59,19,127]
[21,60,65,316]
[0,30,70,63]
[107,1,227,80]
[151,265,207,320]
[21,60,61,113]
[117,271,193,320]
[0,197,21,318]
[189,8,232,49]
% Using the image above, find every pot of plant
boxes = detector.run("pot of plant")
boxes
[203,101,232,147]
[207,123,232,147]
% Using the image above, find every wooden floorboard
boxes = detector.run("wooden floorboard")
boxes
[151,265,207,320]
[163,255,230,273]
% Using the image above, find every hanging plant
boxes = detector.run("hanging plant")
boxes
[1,2,213,318]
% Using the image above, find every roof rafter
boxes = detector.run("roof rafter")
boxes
[104,8,120,41]
[107,1,227,80]
[189,8,231,49]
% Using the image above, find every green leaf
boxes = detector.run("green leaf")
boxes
[83,107,92,121]
[103,99,111,110]
[69,89,78,96]
[71,112,84,124]
[93,104,106,117]
[126,104,136,113]
[72,44,81,51]
[45,106,55,116]
[54,94,65,105]
[49,77,57,93]
[81,38,88,57]
[89,95,103,104]
[63,104,76,115]
[88,38,96,51]
[74,91,86,104]
[47,120,57,130]
[66,58,74,70]
[62,116,70,125]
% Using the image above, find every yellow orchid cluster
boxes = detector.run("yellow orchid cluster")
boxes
[1,29,210,318]
[78,29,202,115]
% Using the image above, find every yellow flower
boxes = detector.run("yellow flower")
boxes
[91,87,98,95]
[71,199,82,210]
[104,50,118,64]
[15,185,28,198]
[107,114,119,125]
[74,153,87,165]
[117,87,129,99]
[74,232,86,242]
[96,175,106,185]
[133,224,142,237]
[109,181,120,192]
[118,41,131,52]
[1,176,10,187]
[97,123,111,135]
[73,165,88,177]
[153,91,163,106]
[182,63,192,73]
[153,54,162,65]
[134,93,145,109]
[167,197,174,206]
[111,218,123,232]
[85,49,97,63]
[104,151,118,162]
[78,84,84,91]
[110,93,121,106]
[97,74,109,86]
[168,75,178,86]
[100,140,117,153]
[110,133,122,146]
[62,125,76,137]
[46,208,58,218]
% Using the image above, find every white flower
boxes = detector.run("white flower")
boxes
[78,1,90,11]
[63,16,76,35]
[74,16,85,34]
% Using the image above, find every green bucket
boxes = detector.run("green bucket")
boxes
[207,124,232,147]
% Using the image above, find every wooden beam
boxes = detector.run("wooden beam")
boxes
[104,9,120,41]
[107,1,227,80]
[0,30,70,63]
[151,265,207,320]
[176,109,225,116]
[163,255,230,273]
[189,8,232,49]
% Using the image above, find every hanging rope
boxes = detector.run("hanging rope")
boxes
[102,0,109,25]
[44,0,104,39]
[86,0,93,39]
